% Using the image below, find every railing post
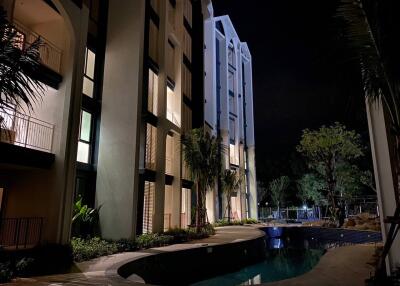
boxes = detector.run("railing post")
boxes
[24,116,30,148]
[14,218,20,250]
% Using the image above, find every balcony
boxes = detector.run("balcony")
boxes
[13,20,62,75]
[0,107,55,168]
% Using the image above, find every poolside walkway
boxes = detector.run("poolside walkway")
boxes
[5,226,264,286]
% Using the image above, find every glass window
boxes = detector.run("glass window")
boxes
[145,124,157,170]
[149,21,159,64]
[77,110,92,164]
[167,41,175,81]
[167,86,181,127]
[0,188,4,214]
[165,134,173,175]
[83,48,96,98]
[143,181,155,234]
[148,69,158,115]
[229,95,236,115]
[229,117,235,142]
[228,71,234,92]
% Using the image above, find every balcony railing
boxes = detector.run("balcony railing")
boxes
[13,20,63,74]
[0,107,54,153]
[0,217,44,249]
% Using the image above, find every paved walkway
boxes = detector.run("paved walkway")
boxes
[5,226,377,286]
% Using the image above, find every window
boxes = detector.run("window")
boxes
[183,29,192,61]
[228,46,234,66]
[83,48,96,98]
[229,95,236,115]
[150,0,160,15]
[167,40,175,81]
[145,124,157,170]
[182,104,192,133]
[143,181,155,234]
[165,134,173,175]
[164,185,173,231]
[148,69,158,115]
[77,110,92,163]
[230,143,239,165]
[167,86,181,127]
[229,117,235,143]
[183,0,192,26]
[182,64,192,100]
[228,71,234,93]
[149,21,159,64]
[168,0,175,30]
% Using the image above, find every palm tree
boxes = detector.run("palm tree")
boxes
[0,7,44,118]
[268,176,290,219]
[336,0,400,277]
[221,169,242,223]
[181,128,222,232]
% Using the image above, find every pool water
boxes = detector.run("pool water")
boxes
[191,238,325,286]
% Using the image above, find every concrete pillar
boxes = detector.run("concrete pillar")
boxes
[96,0,145,240]
[366,98,400,273]
[247,145,258,219]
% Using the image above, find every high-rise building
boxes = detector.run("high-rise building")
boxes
[203,4,257,222]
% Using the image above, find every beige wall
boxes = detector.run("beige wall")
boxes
[0,0,89,244]
[96,0,145,240]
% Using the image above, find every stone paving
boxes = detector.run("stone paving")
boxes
[4,225,377,286]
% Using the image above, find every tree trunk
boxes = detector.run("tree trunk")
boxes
[227,193,231,223]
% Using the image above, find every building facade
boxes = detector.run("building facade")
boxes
[203,5,257,223]
[0,0,255,249]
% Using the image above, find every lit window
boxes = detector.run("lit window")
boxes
[148,69,158,115]
[143,181,155,234]
[166,86,181,127]
[82,48,96,98]
[77,110,92,163]
[145,124,157,170]
[165,134,173,175]
[228,71,234,92]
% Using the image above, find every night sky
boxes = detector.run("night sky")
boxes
[213,0,372,180]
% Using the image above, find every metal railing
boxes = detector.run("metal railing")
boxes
[0,107,54,153]
[0,217,44,249]
[13,20,63,74]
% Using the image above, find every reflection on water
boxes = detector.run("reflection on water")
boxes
[191,238,324,286]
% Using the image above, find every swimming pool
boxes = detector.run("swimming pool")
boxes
[191,237,325,285]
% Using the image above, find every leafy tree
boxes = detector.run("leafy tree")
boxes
[0,7,44,116]
[297,123,364,220]
[297,173,326,206]
[268,176,290,218]
[181,128,221,232]
[221,169,242,223]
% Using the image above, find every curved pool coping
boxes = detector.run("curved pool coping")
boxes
[7,225,382,285]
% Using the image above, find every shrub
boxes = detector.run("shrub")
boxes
[136,233,174,249]
[0,262,13,283]
[164,228,190,243]
[242,218,259,224]
[71,237,118,262]
[115,239,138,252]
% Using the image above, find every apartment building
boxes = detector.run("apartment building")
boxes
[203,5,258,222]
[0,0,210,246]
[0,0,93,246]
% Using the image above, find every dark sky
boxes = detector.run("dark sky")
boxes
[212,0,371,176]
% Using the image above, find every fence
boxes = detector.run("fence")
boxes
[0,217,44,249]
[0,107,54,153]
[259,207,321,221]
[13,20,63,74]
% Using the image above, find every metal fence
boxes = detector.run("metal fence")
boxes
[0,107,54,153]
[259,207,321,221]
[0,217,44,249]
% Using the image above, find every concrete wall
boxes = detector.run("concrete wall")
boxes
[96,0,145,240]
[366,98,400,273]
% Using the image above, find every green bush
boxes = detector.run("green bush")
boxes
[0,262,13,283]
[242,218,259,224]
[136,233,174,249]
[213,219,243,227]
[115,239,138,252]
[71,237,118,262]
